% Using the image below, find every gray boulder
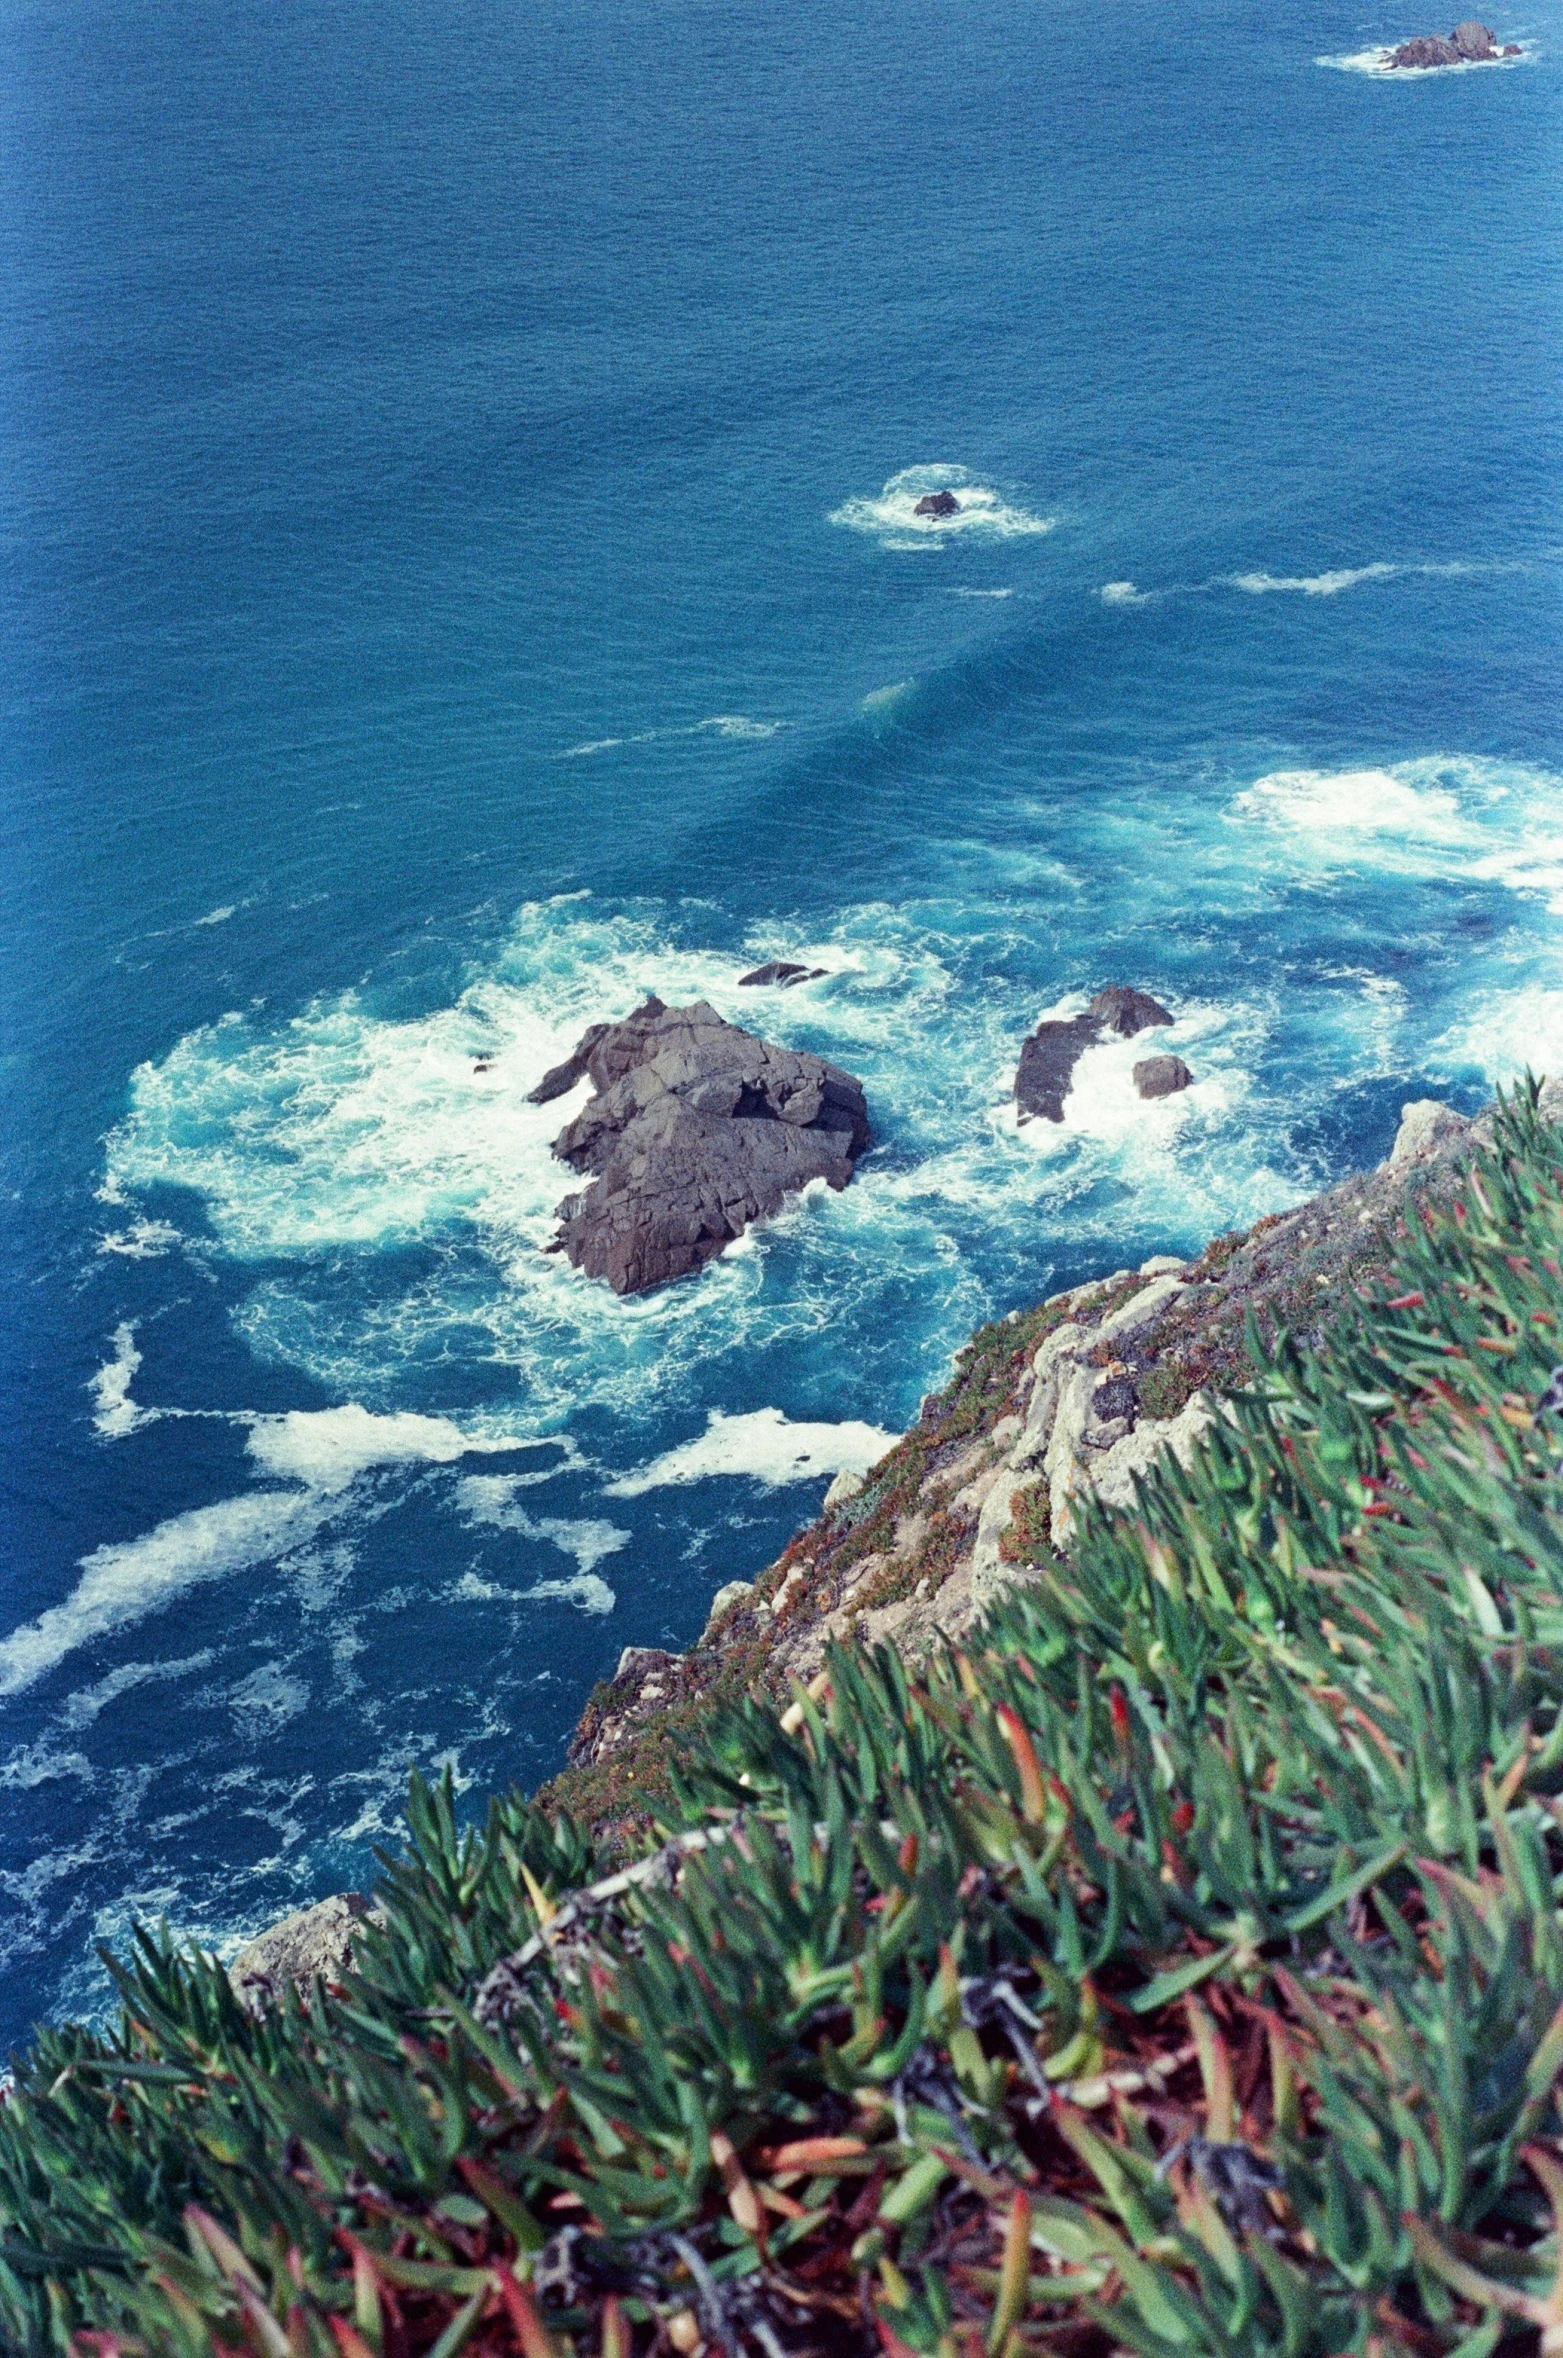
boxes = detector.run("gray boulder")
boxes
[1134,1053,1194,1101]
[536,998,872,1294]
[1016,986,1174,1124]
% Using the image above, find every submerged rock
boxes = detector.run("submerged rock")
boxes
[738,960,827,988]
[914,490,961,518]
[1134,1053,1194,1101]
[1015,986,1174,1124]
[534,997,872,1295]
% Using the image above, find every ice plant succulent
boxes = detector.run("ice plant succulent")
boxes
[2,1084,1562,2355]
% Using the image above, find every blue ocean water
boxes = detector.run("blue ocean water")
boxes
[1,0,1560,2046]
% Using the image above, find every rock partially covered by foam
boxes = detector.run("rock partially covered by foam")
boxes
[534,997,872,1295]
[1388,20,1502,64]
[1015,986,1174,1124]
[914,490,961,518]
[1134,1053,1194,1101]
[738,960,827,988]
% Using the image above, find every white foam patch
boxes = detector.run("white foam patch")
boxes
[607,1407,898,1497]
[559,715,781,758]
[61,1653,217,1729]
[195,905,236,927]
[98,1218,182,1260]
[1436,989,1563,1087]
[1229,756,1563,907]
[1233,765,1468,840]
[245,1406,521,1492]
[227,1661,310,1729]
[90,1325,149,1439]
[830,466,1055,550]
[1100,580,1153,604]
[0,1741,94,1791]
[455,1476,630,1575]
[1228,563,1399,597]
[0,1491,331,1699]
[951,587,1014,598]
[517,1574,616,1614]
[1009,999,1250,1157]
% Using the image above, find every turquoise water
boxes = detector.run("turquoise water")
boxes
[2,0,1560,2043]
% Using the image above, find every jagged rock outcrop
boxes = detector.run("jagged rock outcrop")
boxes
[914,490,961,518]
[229,1893,374,2014]
[1015,986,1174,1123]
[558,1087,1538,1793]
[738,961,827,988]
[1388,20,1511,64]
[532,998,872,1295]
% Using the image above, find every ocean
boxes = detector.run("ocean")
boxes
[1,0,1559,2047]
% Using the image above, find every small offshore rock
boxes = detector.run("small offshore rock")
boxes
[1134,1053,1194,1101]
[738,960,827,988]
[914,490,961,518]
[823,1466,866,1512]
[1016,985,1175,1123]
[1389,1099,1472,1167]
[229,1893,373,2012]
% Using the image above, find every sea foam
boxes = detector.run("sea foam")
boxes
[606,1407,899,1496]
[830,466,1055,549]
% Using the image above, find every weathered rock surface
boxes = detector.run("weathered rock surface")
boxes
[1389,19,1503,64]
[1015,986,1174,1123]
[229,1893,374,2013]
[1390,1097,1473,1166]
[534,998,872,1295]
[914,490,961,518]
[738,961,827,988]
[1134,1053,1194,1101]
[556,1086,1560,1798]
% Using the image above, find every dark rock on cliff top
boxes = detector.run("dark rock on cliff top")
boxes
[1134,1053,1193,1101]
[1389,19,1501,64]
[1016,986,1174,1124]
[738,960,827,988]
[535,997,872,1295]
[914,490,961,518]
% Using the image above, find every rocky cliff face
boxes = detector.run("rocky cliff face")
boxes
[554,1090,1508,1818]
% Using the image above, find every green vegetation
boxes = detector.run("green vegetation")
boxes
[5,1086,1563,2357]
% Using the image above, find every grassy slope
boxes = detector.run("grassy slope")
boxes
[3,1089,1563,2357]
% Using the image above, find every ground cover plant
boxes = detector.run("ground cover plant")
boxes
[4,1086,1563,2357]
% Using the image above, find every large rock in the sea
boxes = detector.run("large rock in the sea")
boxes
[534,998,872,1294]
[1015,986,1173,1124]
[1388,21,1501,63]
[914,490,960,518]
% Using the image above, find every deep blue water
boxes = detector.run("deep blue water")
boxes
[1,0,1560,2046]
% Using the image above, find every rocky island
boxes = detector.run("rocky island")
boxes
[529,995,871,1294]
[1387,18,1520,64]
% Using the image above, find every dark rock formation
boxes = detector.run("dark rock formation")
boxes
[534,998,872,1295]
[914,490,961,518]
[1015,987,1174,1124]
[1388,19,1501,64]
[738,961,827,988]
[1134,1054,1194,1101]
